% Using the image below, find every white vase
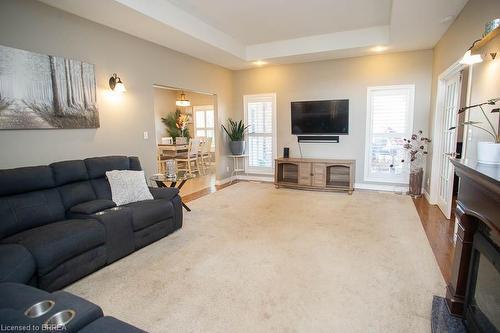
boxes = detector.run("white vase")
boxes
[477,142,500,165]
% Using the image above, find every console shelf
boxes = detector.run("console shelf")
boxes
[275,158,355,194]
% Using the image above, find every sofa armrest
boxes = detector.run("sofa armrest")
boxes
[70,200,116,215]
[0,244,36,284]
[148,187,179,201]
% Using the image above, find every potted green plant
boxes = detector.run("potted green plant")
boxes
[449,98,499,165]
[222,118,249,155]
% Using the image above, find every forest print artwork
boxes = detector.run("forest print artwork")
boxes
[0,45,99,129]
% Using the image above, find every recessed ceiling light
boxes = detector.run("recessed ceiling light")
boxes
[371,46,388,53]
[253,60,267,66]
[440,15,455,24]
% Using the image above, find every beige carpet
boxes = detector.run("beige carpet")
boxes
[65,182,444,332]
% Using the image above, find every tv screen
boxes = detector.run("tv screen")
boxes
[291,99,349,135]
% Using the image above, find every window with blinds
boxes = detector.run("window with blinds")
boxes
[194,105,215,149]
[244,93,276,174]
[365,85,414,183]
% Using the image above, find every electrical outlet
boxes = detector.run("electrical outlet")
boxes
[226,166,230,172]
[426,178,430,186]
[143,131,149,140]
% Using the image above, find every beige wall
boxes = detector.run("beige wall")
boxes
[0,0,234,180]
[233,50,433,185]
[427,0,500,190]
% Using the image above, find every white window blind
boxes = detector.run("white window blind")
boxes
[365,85,414,183]
[244,93,276,174]
[193,105,215,149]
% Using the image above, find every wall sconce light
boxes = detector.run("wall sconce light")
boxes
[109,73,126,93]
[459,40,483,65]
[175,91,191,107]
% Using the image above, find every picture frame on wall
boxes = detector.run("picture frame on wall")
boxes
[0,44,99,129]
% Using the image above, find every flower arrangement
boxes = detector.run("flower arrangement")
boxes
[161,109,191,138]
[176,113,190,137]
[401,130,431,172]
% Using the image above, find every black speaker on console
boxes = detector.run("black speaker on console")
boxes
[283,147,290,158]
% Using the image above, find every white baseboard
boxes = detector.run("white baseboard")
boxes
[236,175,274,182]
[354,182,408,192]
[423,189,431,203]
[215,174,273,185]
[215,176,234,186]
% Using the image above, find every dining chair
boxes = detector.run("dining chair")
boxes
[156,147,167,173]
[199,137,213,172]
[161,137,173,144]
[176,138,201,175]
[175,137,187,144]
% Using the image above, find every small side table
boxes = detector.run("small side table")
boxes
[149,172,196,212]
[228,154,248,183]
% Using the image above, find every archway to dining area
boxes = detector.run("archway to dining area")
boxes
[153,84,217,196]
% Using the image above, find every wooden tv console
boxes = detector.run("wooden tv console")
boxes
[274,158,355,194]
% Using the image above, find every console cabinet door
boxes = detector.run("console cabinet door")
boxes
[298,162,312,186]
[312,163,326,187]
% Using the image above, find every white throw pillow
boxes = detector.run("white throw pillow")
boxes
[106,170,153,205]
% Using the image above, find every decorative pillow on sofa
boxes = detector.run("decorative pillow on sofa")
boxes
[105,170,153,205]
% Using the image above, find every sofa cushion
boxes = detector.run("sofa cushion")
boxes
[85,156,131,179]
[70,200,116,215]
[0,189,66,239]
[0,166,54,197]
[0,244,35,284]
[2,219,105,276]
[50,160,89,186]
[106,170,153,205]
[123,200,174,231]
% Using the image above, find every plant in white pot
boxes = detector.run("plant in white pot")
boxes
[449,98,500,165]
[222,118,249,155]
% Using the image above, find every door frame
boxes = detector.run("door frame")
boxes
[429,60,471,207]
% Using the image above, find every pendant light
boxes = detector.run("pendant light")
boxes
[176,91,191,107]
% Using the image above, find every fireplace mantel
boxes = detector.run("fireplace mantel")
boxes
[446,158,500,320]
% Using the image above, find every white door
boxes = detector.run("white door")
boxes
[437,73,461,219]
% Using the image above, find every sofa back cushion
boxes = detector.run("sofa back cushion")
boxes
[84,156,142,200]
[0,166,65,239]
[50,160,96,210]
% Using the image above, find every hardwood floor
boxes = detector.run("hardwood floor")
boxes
[413,196,455,284]
[183,180,236,203]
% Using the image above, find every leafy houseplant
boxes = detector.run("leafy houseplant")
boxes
[161,109,191,139]
[222,118,249,155]
[449,98,499,165]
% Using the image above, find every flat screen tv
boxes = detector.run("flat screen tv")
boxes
[291,99,349,135]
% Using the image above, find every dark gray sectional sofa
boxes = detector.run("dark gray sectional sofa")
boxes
[0,155,183,332]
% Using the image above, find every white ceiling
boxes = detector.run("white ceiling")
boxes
[39,0,468,70]
[167,0,392,44]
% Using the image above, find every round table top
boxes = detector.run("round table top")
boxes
[150,171,197,182]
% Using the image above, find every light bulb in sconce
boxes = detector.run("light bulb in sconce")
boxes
[459,50,483,65]
[109,73,126,92]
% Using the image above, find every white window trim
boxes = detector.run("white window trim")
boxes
[193,105,215,150]
[364,84,415,184]
[243,93,277,175]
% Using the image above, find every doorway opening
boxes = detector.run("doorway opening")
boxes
[153,85,217,196]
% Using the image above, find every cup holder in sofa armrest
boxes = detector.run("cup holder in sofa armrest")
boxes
[24,300,55,318]
[44,309,76,328]
[70,200,116,215]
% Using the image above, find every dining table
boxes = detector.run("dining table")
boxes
[157,143,188,158]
